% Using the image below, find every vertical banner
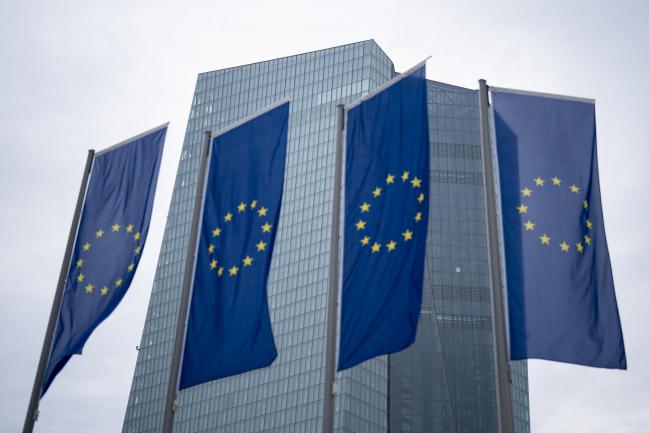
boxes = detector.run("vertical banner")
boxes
[492,90,626,369]
[179,101,289,389]
[339,64,430,370]
[42,125,167,395]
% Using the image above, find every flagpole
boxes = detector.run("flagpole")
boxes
[321,104,345,433]
[23,150,95,433]
[478,79,515,433]
[161,131,212,433]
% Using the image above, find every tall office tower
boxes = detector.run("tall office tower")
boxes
[122,40,530,433]
[389,81,530,433]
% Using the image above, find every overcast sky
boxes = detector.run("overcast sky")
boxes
[1,0,647,432]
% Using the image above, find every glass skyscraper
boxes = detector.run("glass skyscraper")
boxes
[122,40,530,433]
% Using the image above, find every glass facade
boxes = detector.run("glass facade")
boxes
[389,81,530,433]
[122,41,529,433]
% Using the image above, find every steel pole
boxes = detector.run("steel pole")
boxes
[321,104,345,433]
[478,79,515,433]
[23,150,95,433]
[161,132,211,433]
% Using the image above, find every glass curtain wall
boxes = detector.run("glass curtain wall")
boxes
[122,41,530,433]
[388,80,530,433]
[122,40,394,433]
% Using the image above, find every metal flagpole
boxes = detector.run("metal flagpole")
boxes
[162,131,212,433]
[321,104,345,433]
[23,150,95,433]
[478,79,515,433]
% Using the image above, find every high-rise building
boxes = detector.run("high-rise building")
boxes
[122,40,530,433]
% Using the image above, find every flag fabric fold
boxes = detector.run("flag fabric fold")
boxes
[492,90,626,369]
[179,101,289,389]
[339,65,430,371]
[42,125,166,395]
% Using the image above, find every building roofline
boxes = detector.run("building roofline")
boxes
[366,39,395,68]
[426,78,477,93]
[197,39,394,78]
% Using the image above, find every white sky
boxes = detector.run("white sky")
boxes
[1,0,647,432]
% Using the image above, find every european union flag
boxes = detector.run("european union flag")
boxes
[492,90,626,369]
[42,125,166,395]
[179,101,289,389]
[339,64,429,371]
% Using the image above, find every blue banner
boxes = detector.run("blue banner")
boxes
[179,101,289,389]
[42,125,166,395]
[492,90,626,369]
[339,65,430,371]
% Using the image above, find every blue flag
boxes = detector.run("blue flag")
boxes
[42,125,166,395]
[179,101,289,389]
[492,90,626,369]
[339,64,429,371]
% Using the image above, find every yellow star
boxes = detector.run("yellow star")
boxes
[576,242,584,253]
[256,240,267,251]
[418,193,425,203]
[583,200,589,209]
[126,224,134,233]
[386,241,397,251]
[534,177,545,186]
[77,273,85,282]
[224,212,233,222]
[401,171,410,182]
[586,219,593,229]
[210,259,217,270]
[100,286,109,296]
[585,235,592,245]
[517,204,529,214]
[372,187,382,197]
[262,222,272,233]
[83,242,91,251]
[218,267,224,277]
[85,284,94,293]
[258,207,268,217]
[521,187,532,197]
[237,202,247,212]
[414,212,422,222]
[115,278,123,287]
[127,262,135,272]
[111,223,121,232]
[212,227,222,237]
[134,232,141,241]
[559,242,570,252]
[96,229,104,238]
[243,256,253,267]
[360,202,371,213]
[371,242,381,253]
[229,266,239,276]
[134,246,142,254]
[360,236,370,246]
[570,184,580,193]
[251,200,257,209]
[539,234,551,245]
[355,220,366,230]
[411,177,422,188]
[524,220,535,231]
[76,259,84,268]
[208,244,215,254]
[552,176,561,186]
[386,174,395,184]
[402,230,413,241]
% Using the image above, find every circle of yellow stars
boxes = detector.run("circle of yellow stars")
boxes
[517,176,592,254]
[206,199,272,279]
[355,170,425,254]
[74,223,143,297]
